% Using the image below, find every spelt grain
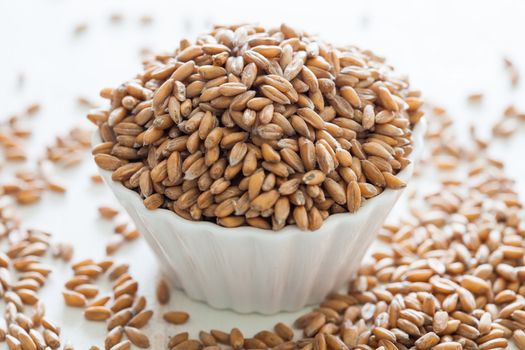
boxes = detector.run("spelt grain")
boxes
[229,328,244,350]
[163,311,190,325]
[124,326,150,348]
[156,278,170,304]
[84,306,112,321]
[62,290,87,307]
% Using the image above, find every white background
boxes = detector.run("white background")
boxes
[1,0,525,348]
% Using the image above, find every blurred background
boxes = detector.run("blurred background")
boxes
[0,0,524,347]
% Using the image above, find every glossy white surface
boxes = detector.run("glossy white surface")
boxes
[1,0,525,348]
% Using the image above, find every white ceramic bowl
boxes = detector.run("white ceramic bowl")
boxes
[95,119,425,314]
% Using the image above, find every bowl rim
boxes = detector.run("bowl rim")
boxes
[95,118,426,239]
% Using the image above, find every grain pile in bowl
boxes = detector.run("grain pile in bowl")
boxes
[90,23,424,230]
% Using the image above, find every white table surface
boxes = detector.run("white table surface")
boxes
[1,0,525,348]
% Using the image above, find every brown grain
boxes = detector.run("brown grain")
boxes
[124,326,150,348]
[84,306,112,321]
[229,328,244,350]
[105,326,124,349]
[163,311,190,325]
[127,309,153,329]
[99,206,119,219]
[62,290,87,307]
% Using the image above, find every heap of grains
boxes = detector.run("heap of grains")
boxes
[90,23,424,231]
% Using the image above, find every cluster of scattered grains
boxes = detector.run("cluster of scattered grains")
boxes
[62,258,157,349]
[491,105,525,139]
[419,104,494,173]
[2,170,46,205]
[1,165,69,205]
[101,218,140,255]
[90,23,424,231]
[52,242,75,262]
[0,108,36,162]
[166,323,296,350]
[0,204,66,349]
[0,126,91,205]
[45,127,92,167]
